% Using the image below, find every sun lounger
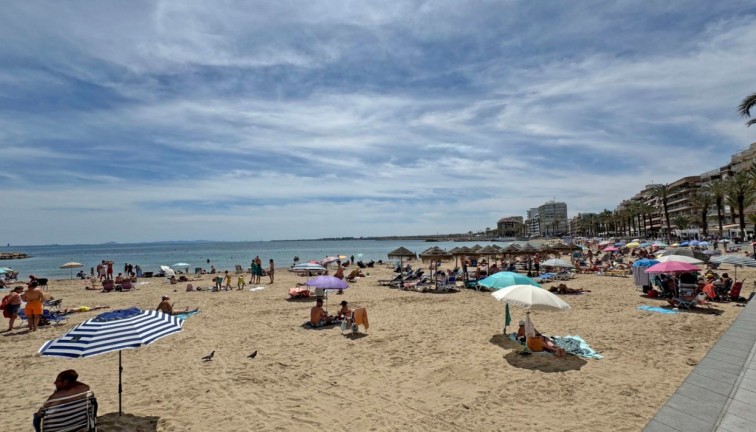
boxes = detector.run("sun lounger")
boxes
[235,265,244,274]
[288,287,311,299]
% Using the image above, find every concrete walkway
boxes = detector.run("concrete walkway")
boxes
[644,299,756,431]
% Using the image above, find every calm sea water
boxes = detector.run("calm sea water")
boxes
[0,239,517,280]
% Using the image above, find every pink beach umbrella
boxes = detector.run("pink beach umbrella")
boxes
[644,261,700,274]
[602,246,619,252]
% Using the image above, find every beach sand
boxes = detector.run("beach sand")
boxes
[1,261,751,431]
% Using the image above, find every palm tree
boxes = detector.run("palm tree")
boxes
[689,191,713,237]
[739,92,756,127]
[705,180,728,238]
[725,171,755,241]
[672,215,690,239]
[652,184,673,243]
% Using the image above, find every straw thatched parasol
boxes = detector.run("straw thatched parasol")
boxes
[387,247,418,286]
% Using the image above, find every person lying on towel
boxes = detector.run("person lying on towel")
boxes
[521,313,566,357]
[310,298,335,327]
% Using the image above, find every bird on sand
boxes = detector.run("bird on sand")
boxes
[248,351,257,359]
[202,351,215,361]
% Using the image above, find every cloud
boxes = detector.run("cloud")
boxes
[0,1,755,244]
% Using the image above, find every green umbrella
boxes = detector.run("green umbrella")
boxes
[504,303,512,334]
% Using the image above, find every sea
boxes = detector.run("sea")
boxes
[0,239,517,280]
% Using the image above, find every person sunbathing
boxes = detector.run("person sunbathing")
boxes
[310,298,334,326]
[527,334,566,357]
[60,305,110,315]
[156,295,194,315]
[549,284,589,294]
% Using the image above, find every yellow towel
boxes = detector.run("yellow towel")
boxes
[353,308,369,330]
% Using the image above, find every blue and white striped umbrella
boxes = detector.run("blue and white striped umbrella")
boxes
[39,307,185,415]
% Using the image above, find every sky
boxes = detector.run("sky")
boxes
[2,1,756,245]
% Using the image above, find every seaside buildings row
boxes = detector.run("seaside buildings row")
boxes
[493,142,756,240]
[569,142,756,239]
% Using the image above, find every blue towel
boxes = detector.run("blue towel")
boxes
[175,310,200,320]
[637,305,678,315]
[552,335,604,359]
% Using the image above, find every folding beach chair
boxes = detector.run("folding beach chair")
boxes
[39,391,97,432]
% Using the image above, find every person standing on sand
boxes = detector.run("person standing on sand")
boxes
[268,259,275,284]
[2,286,23,332]
[106,261,113,280]
[223,271,232,290]
[24,281,45,332]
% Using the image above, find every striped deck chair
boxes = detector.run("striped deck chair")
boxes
[39,391,97,432]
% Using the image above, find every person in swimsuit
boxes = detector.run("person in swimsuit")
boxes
[24,281,45,332]
[3,286,24,331]
[310,299,333,326]
[268,259,275,284]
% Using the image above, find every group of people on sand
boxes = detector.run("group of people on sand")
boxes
[1,281,44,332]
[249,256,274,284]
[309,298,352,327]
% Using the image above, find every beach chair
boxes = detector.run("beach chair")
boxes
[437,276,458,292]
[235,265,243,274]
[45,299,63,312]
[341,307,369,335]
[101,281,115,293]
[729,280,745,301]
[675,292,708,310]
[42,310,69,326]
[119,280,133,292]
[194,267,203,277]
[38,391,97,432]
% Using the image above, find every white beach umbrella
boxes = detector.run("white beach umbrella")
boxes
[655,255,704,265]
[60,262,83,279]
[491,284,571,311]
[710,255,756,279]
[160,266,176,277]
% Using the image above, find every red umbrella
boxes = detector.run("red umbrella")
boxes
[644,261,700,273]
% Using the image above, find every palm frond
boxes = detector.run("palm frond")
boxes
[739,92,756,118]
[747,118,756,127]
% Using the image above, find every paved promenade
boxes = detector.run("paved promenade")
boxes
[644,299,756,431]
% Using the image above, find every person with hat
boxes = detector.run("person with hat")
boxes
[156,295,195,316]
[337,300,352,320]
[2,286,24,332]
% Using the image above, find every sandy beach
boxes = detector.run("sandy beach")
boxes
[1,261,751,432]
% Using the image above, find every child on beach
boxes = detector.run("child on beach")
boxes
[237,275,246,290]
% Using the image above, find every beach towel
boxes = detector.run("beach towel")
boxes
[353,308,369,330]
[552,336,603,359]
[175,310,200,320]
[637,305,678,315]
[249,286,266,292]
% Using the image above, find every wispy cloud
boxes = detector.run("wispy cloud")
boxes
[1,1,755,244]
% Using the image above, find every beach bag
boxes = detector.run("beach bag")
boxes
[0,294,10,310]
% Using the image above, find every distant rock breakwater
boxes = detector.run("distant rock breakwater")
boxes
[0,252,30,260]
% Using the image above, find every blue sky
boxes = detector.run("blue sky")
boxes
[2,1,756,245]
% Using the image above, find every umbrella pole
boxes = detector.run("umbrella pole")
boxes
[118,351,123,416]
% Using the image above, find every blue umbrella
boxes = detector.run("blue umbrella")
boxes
[639,242,652,248]
[698,241,710,247]
[679,241,690,247]
[614,241,626,247]
[39,308,185,416]
[632,258,659,267]
[477,272,541,290]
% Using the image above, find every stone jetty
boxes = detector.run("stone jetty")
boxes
[0,252,29,260]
